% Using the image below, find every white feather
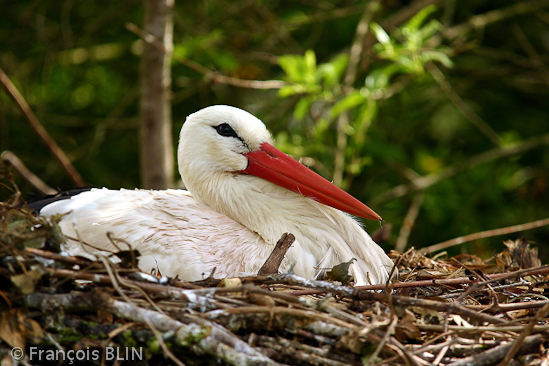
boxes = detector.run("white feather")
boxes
[41,105,394,285]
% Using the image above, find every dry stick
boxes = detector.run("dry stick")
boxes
[333,1,380,186]
[1,151,57,195]
[97,256,185,366]
[394,191,424,252]
[0,67,86,187]
[418,324,549,334]
[290,265,549,294]
[420,217,549,254]
[427,64,502,147]
[498,302,549,366]
[101,322,138,366]
[258,233,295,275]
[206,306,358,330]
[45,267,224,310]
[25,247,98,268]
[373,132,549,205]
[446,334,544,366]
[275,273,504,325]
[125,22,286,90]
[444,0,549,40]
[364,315,398,366]
[25,290,282,366]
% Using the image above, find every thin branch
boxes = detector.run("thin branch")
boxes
[444,0,549,40]
[271,273,505,325]
[0,67,86,187]
[498,302,549,366]
[395,191,424,252]
[1,151,57,195]
[420,217,549,254]
[364,315,398,366]
[446,334,544,366]
[126,22,286,90]
[373,132,549,204]
[258,233,295,275]
[427,64,502,147]
[97,256,184,366]
[290,265,549,294]
[333,1,380,187]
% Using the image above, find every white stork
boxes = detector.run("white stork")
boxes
[39,105,394,285]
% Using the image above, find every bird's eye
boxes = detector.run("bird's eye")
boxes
[214,123,239,138]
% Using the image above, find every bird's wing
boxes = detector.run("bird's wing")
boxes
[40,188,269,280]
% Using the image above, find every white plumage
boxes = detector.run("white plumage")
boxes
[40,105,394,285]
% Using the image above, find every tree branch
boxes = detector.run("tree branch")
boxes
[0,67,86,187]
[258,233,295,275]
[333,1,380,187]
[126,22,286,90]
[373,132,549,204]
[420,217,549,254]
[395,191,424,252]
[1,151,57,195]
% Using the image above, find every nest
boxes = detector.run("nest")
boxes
[2,196,549,366]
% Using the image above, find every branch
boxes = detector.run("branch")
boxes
[373,132,549,204]
[0,67,86,187]
[446,334,544,366]
[444,0,549,40]
[498,302,549,366]
[394,191,424,252]
[270,273,505,325]
[427,64,502,147]
[290,265,549,294]
[333,1,381,187]
[420,217,549,254]
[1,151,57,195]
[258,233,295,275]
[25,290,281,366]
[126,22,286,90]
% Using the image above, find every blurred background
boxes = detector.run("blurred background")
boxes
[1,0,548,259]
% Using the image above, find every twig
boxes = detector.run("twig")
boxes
[1,151,57,195]
[25,247,97,268]
[394,191,424,252]
[97,256,183,366]
[0,67,86,187]
[418,323,549,334]
[373,132,549,204]
[289,265,549,293]
[126,22,286,90]
[498,302,549,366]
[427,63,502,147]
[420,217,549,254]
[333,1,380,187]
[206,306,358,330]
[25,290,282,365]
[272,273,504,325]
[364,315,398,366]
[258,233,295,275]
[444,0,549,40]
[446,334,544,366]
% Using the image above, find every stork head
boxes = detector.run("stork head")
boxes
[178,105,381,221]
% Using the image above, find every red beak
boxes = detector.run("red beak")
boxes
[242,142,381,221]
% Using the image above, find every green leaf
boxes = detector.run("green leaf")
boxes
[278,54,304,82]
[371,22,391,45]
[329,91,366,119]
[304,50,317,76]
[294,96,314,120]
[403,4,438,32]
[421,50,453,68]
[418,19,442,40]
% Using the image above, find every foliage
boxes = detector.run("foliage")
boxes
[1,0,548,258]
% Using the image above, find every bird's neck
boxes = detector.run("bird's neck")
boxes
[182,170,392,285]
